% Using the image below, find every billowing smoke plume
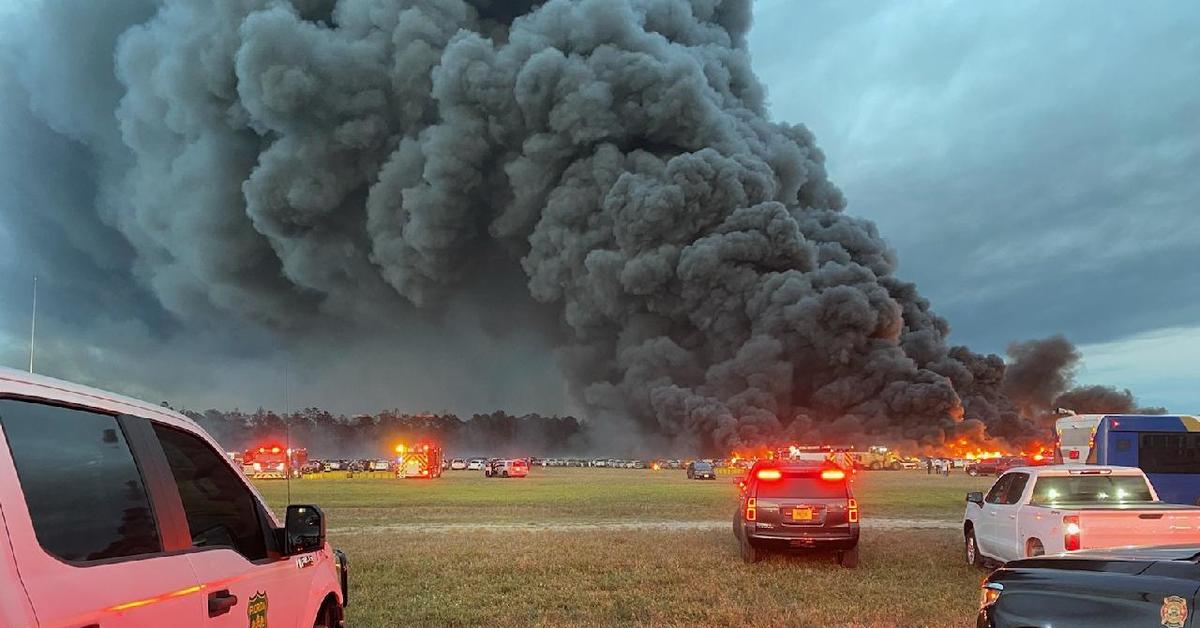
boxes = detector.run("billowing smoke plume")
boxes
[1002,335,1165,428]
[0,0,1158,453]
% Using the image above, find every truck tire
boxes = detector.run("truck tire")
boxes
[869,462,881,470]
[740,537,762,564]
[838,547,859,568]
[1027,539,1045,557]
[966,467,979,477]
[889,462,902,471]
[965,529,984,567]
[502,470,509,478]
[313,598,343,628]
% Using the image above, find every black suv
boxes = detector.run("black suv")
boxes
[733,462,860,567]
[686,460,717,479]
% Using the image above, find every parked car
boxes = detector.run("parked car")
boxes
[450,458,468,470]
[965,457,1029,477]
[978,544,1200,627]
[370,459,391,472]
[485,459,529,478]
[467,458,486,471]
[0,367,349,627]
[963,465,1200,565]
[733,462,860,567]
[687,460,717,480]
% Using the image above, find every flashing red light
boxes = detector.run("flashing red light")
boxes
[1063,515,1081,551]
[1069,450,1080,460]
[271,447,280,453]
[820,469,847,481]
[756,468,783,481]
[847,498,859,523]
[745,497,757,521]
[258,448,265,453]
[423,444,429,452]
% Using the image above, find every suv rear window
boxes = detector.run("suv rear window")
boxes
[0,399,161,562]
[755,474,848,499]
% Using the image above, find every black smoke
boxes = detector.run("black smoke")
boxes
[0,0,1158,454]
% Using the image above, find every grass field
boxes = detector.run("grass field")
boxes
[255,468,996,627]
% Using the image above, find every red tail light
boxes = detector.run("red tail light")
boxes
[1068,450,1080,460]
[756,469,782,481]
[820,469,846,481]
[847,498,859,523]
[1063,515,1081,551]
[745,497,757,521]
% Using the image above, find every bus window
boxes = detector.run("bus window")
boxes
[1138,433,1200,474]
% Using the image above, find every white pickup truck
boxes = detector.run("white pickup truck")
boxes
[963,465,1200,565]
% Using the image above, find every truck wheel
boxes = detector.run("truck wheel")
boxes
[966,467,979,477]
[740,537,762,564]
[869,462,881,470]
[838,547,859,568]
[502,471,509,478]
[965,529,984,567]
[889,462,902,471]
[313,598,342,628]
[1027,539,1045,557]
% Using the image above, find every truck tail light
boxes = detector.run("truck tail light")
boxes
[847,498,859,523]
[745,497,756,522]
[756,469,782,481]
[1068,450,1079,459]
[820,469,846,481]
[1063,515,1081,551]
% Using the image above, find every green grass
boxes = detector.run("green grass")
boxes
[256,467,993,524]
[253,468,996,627]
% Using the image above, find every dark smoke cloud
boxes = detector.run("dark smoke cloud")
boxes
[0,0,1159,454]
[1001,336,1165,430]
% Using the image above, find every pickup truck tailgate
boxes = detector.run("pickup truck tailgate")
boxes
[1075,504,1200,549]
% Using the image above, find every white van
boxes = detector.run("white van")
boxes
[0,367,348,626]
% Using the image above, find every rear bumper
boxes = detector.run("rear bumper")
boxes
[744,524,859,550]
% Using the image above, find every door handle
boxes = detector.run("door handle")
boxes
[1009,514,1016,519]
[208,589,238,617]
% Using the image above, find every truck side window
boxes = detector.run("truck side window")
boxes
[1003,473,1029,505]
[152,423,269,561]
[0,399,161,562]
[985,474,1014,504]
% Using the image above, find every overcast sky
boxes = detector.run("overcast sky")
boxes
[0,0,1195,414]
[748,0,1199,411]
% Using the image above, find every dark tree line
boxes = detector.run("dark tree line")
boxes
[181,407,588,458]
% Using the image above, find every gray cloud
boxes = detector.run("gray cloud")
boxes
[750,1,1200,359]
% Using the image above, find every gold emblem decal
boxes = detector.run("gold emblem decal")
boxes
[248,591,268,628]
[1161,595,1188,628]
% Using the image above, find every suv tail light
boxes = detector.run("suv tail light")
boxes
[745,497,757,522]
[1063,515,1081,551]
[820,469,846,481]
[847,498,859,523]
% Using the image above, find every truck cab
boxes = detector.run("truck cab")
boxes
[0,367,348,627]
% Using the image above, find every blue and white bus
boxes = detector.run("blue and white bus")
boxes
[1055,414,1200,505]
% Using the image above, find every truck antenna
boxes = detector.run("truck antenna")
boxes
[28,276,37,373]
[284,361,291,506]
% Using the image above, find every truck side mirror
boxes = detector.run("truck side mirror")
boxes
[966,491,984,506]
[285,504,326,555]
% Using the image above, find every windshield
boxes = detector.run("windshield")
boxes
[693,462,712,471]
[1030,475,1155,504]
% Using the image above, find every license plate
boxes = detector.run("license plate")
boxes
[791,508,813,521]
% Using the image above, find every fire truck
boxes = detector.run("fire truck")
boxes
[242,444,308,479]
[394,442,443,479]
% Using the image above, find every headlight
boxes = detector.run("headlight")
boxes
[980,582,1003,609]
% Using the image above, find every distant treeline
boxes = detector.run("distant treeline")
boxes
[182,407,588,458]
